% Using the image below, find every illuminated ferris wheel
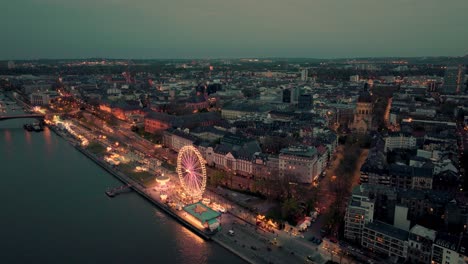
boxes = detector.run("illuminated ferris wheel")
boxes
[176,145,207,199]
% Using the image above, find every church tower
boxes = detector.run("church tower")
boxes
[351,87,374,133]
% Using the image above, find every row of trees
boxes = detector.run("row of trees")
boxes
[322,142,364,233]
[208,168,318,225]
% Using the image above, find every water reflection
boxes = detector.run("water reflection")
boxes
[24,130,31,144]
[43,127,52,153]
[154,209,168,224]
[4,129,11,143]
[174,224,209,263]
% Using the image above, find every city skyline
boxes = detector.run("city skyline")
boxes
[2,0,468,60]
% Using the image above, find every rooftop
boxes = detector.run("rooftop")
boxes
[409,225,436,241]
[389,164,433,179]
[365,221,409,241]
[280,146,317,158]
[183,202,220,223]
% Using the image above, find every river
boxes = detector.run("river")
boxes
[0,114,243,263]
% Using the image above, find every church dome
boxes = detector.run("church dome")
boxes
[357,91,372,103]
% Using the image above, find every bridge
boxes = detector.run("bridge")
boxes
[0,114,45,121]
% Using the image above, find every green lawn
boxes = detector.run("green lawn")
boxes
[87,141,106,156]
[119,163,155,188]
[135,129,162,144]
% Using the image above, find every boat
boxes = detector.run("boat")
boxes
[105,190,115,197]
[23,124,34,131]
[32,122,43,132]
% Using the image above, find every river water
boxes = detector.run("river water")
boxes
[0,116,243,263]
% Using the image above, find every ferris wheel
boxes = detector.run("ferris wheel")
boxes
[176,145,207,199]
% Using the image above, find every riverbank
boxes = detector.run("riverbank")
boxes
[75,142,214,239]
[50,123,262,263]
[1,117,244,264]
[212,236,257,264]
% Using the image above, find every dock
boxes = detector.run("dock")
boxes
[105,184,132,197]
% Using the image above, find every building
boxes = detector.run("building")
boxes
[145,112,177,133]
[398,189,453,224]
[162,128,197,152]
[331,104,355,128]
[279,146,318,183]
[205,134,261,177]
[441,65,465,94]
[298,94,312,110]
[389,164,433,190]
[145,112,221,134]
[221,102,271,120]
[190,126,226,142]
[350,75,359,82]
[99,100,144,121]
[7,60,15,69]
[252,153,279,181]
[432,233,468,264]
[361,221,409,260]
[29,91,59,106]
[183,202,221,232]
[350,90,374,133]
[282,88,291,103]
[292,86,301,104]
[300,68,308,82]
[384,133,417,152]
[344,186,375,243]
[408,225,436,264]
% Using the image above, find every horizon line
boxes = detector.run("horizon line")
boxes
[1,54,467,62]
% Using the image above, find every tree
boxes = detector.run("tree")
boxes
[323,200,342,233]
[253,178,266,193]
[304,190,319,214]
[209,170,226,186]
[281,198,301,224]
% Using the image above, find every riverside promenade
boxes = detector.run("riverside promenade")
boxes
[48,125,213,237]
[50,124,329,264]
[73,144,214,240]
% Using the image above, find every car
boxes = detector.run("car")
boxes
[309,236,316,242]
[329,237,338,243]
[228,230,235,236]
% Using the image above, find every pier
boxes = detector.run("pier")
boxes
[105,184,132,197]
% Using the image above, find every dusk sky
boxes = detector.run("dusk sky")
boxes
[2,0,468,59]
